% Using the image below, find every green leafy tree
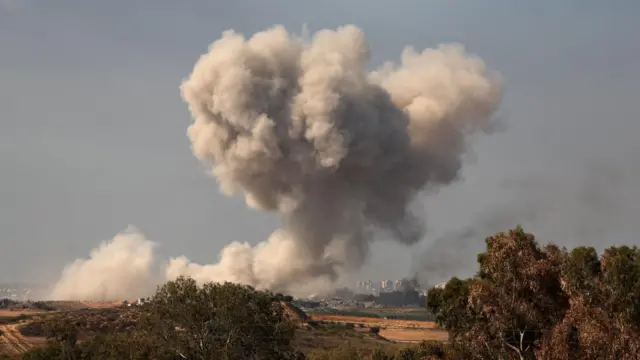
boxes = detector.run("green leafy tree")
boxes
[138,276,301,360]
[426,277,475,337]
[22,277,302,360]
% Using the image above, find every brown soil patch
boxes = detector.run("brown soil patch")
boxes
[379,328,448,343]
[281,302,308,323]
[309,315,438,330]
[0,309,46,317]
[0,323,45,357]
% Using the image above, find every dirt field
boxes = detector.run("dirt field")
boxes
[309,314,439,329]
[379,328,448,343]
[0,323,45,357]
[0,309,46,317]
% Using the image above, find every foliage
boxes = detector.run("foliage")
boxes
[32,301,57,311]
[21,276,302,360]
[275,293,295,302]
[427,226,640,360]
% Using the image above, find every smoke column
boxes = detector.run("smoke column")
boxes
[49,25,503,299]
[168,25,502,296]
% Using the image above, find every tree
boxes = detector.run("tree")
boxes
[21,277,302,360]
[427,226,640,360]
[426,227,570,359]
[137,276,301,360]
[540,245,640,360]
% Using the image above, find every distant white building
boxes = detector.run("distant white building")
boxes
[380,280,393,292]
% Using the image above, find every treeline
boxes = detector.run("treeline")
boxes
[18,226,640,359]
[0,299,56,311]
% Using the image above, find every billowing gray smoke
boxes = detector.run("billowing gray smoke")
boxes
[169,25,503,296]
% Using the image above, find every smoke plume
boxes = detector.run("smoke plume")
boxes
[50,24,502,299]
[49,227,158,301]
[170,24,502,295]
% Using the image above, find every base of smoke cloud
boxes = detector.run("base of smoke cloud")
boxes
[166,231,344,296]
[49,227,345,300]
[49,227,160,301]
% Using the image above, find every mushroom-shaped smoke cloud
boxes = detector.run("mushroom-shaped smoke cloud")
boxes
[49,25,503,300]
[169,25,503,296]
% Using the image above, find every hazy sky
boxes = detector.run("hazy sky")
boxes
[1,0,639,285]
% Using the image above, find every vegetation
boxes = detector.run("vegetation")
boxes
[20,277,303,360]
[13,226,640,359]
[0,299,20,309]
[427,226,640,360]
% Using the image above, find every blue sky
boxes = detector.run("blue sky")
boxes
[1,0,639,285]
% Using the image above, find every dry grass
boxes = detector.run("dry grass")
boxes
[18,307,141,339]
[0,323,46,358]
[379,328,448,343]
[308,315,447,344]
[35,300,123,311]
[0,309,47,317]
[80,300,125,309]
[309,315,439,330]
[294,324,404,355]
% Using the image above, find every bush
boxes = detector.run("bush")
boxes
[32,301,56,311]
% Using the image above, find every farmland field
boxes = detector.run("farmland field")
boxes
[0,309,46,317]
[379,328,448,343]
[308,314,448,343]
[304,308,437,322]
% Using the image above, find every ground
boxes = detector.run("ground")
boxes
[295,323,405,355]
[379,328,448,343]
[0,302,447,358]
[0,319,46,359]
[309,314,447,343]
